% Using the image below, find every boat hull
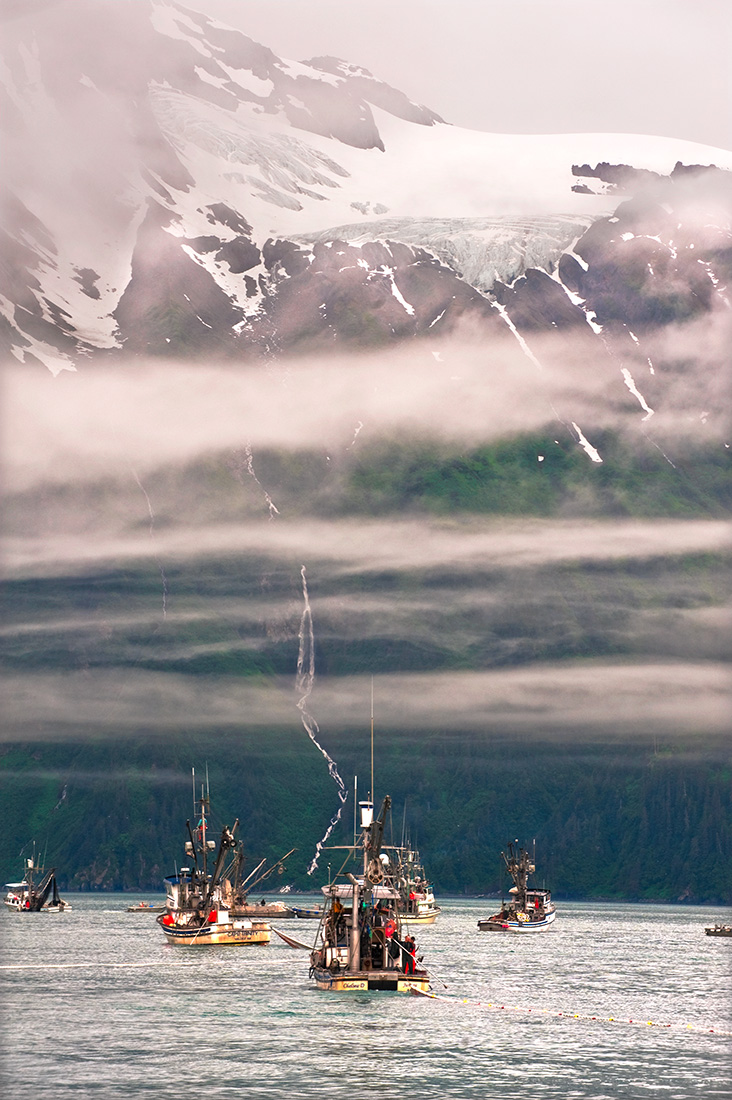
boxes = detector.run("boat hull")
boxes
[705,926,732,937]
[231,904,294,919]
[402,906,441,925]
[312,965,430,993]
[478,909,557,933]
[4,896,71,913]
[158,919,270,946]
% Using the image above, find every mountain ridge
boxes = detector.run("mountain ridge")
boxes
[2,0,730,396]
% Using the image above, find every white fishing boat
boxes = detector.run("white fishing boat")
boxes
[309,796,431,992]
[704,923,732,938]
[3,846,72,913]
[157,775,292,946]
[477,842,556,932]
[384,845,441,924]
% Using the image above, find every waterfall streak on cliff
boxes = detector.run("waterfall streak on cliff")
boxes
[490,299,603,462]
[132,469,168,618]
[295,565,347,874]
[243,443,280,518]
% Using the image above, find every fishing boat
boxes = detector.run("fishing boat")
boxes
[704,924,732,937]
[384,845,441,925]
[3,848,72,913]
[309,795,431,992]
[477,842,556,932]
[126,902,166,913]
[156,778,292,946]
[231,893,295,920]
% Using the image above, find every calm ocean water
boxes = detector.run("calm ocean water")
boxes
[1,896,730,1099]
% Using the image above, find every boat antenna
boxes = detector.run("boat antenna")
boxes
[401,800,407,849]
[191,767,196,815]
[205,762,210,802]
[353,775,358,847]
[370,676,374,804]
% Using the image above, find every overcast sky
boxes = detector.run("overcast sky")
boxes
[185,0,730,151]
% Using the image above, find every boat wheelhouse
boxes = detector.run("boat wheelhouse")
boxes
[384,845,441,924]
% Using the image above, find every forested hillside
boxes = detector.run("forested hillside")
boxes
[1,729,729,902]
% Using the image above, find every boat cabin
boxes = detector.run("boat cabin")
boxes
[318,881,404,973]
[163,868,215,913]
[525,888,551,915]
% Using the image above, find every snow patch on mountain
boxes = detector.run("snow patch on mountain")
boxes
[151,2,214,59]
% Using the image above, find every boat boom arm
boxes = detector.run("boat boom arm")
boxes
[202,820,239,908]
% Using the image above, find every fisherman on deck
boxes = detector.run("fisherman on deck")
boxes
[403,934,417,975]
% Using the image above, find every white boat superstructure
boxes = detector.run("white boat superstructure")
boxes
[384,845,441,924]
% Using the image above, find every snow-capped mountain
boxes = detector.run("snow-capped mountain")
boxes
[2,0,731,387]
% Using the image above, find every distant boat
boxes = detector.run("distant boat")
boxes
[3,846,71,913]
[126,902,165,913]
[290,905,322,919]
[156,781,293,946]
[384,845,441,925]
[704,924,732,937]
[477,842,556,932]
[309,796,431,992]
[232,896,295,920]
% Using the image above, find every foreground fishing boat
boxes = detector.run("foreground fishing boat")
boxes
[705,923,732,937]
[309,796,430,992]
[157,778,291,946]
[477,842,556,932]
[4,849,72,913]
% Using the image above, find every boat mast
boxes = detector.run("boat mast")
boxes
[201,821,238,910]
[350,793,391,972]
[502,842,535,911]
[370,676,374,806]
[199,786,210,879]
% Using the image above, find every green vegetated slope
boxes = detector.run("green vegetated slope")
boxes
[337,431,731,518]
[0,732,730,903]
[7,429,727,531]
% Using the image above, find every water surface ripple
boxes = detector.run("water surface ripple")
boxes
[1,897,730,1098]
